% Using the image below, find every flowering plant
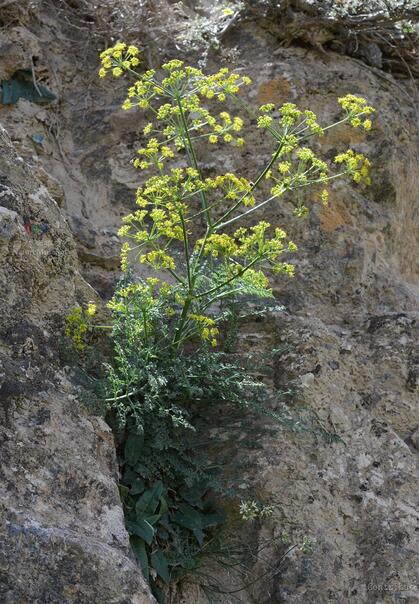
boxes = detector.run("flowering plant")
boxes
[98,44,374,597]
[100,44,374,354]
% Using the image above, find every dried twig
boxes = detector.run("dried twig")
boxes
[29,54,42,96]
[240,0,418,81]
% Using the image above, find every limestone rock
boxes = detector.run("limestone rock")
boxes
[0,126,153,603]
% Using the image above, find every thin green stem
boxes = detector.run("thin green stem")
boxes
[172,296,193,349]
[105,389,139,403]
[196,256,262,299]
[179,208,192,290]
[174,92,213,227]
[200,288,244,312]
[191,225,211,277]
[142,309,149,346]
[213,138,286,229]
[166,268,186,286]
[215,193,280,230]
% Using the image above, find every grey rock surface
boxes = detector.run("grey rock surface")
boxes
[0,126,154,603]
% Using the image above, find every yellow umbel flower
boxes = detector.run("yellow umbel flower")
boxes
[86,302,97,317]
[98,43,141,78]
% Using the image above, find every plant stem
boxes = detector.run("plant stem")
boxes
[179,208,192,290]
[213,138,286,229]
[175,93,213,227]
[196,256,262,299]
[172,296,193,349]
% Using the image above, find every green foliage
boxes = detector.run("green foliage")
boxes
[106,277,271,599]
[99,44,374,599]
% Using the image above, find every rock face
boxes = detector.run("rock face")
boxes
[0,1,418,603]
[0,127,153,602]
[220,25,419,604]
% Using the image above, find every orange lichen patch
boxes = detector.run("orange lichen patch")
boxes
[257,78,291,105]
[323,125,365,147]
[319,201,352,232]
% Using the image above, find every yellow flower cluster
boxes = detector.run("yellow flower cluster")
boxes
[99,43,140,78]
[334,149,371,185]
[123,73,248,149]
[86,302,97,317]
[259,103,275,113]
[121,62,250,118]
[265,143,329,200]
[188,314,219,347]
[106,297,125,313]
[206,172,255,206]
[150,207,184,240]
[295,147,328,177]
[124,69,157,109]
[338,94,375,130]
[199,233,239,258]
[146,170,204,202]
[222,7,234,16]
[207,111,244,146]
[257,103,323,136]
[239,268,271,292]
[199,67,251,101]
[303,110,323,135]
[279,134,299,154]
[279,103,302,127]
[140,250,176,271]
[65,305,94,351]
[257,115,273,129]
[320,189,329,206]
[277,162,290,174]
[162,59,185,71]
[120,242,131,271]
[234,221,290,264]
[107,279,160,317]
[196,221,297,279]
[133,138,174,170]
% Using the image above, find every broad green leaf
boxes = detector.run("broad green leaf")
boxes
[144,514,160,526]
[173,504,225,544]
[159,496,169,515]
[151,550,171,583]
[136,481,164,516]
[126,519,154,545]
[130,477,145,495]
[130,536,149,581]
[179,483,206,509]
[174,504,204,530]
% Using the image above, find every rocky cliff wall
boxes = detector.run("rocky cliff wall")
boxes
[0,1,417,603]
[0,115,153,603]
